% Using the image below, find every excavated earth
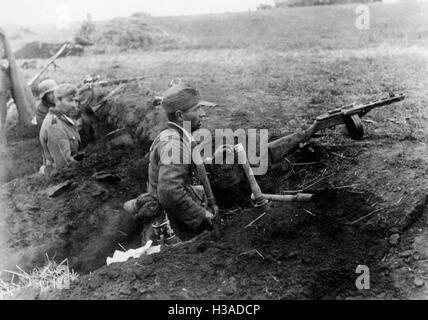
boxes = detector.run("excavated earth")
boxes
[2,123,428,300]
[2,3,428,300]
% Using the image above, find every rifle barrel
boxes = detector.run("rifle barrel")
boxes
[90,76,145,87]
[342,93,405,116]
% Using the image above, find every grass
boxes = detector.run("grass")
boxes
[154,2,428,50]
[0,255,78,300]
[13,3,426,138]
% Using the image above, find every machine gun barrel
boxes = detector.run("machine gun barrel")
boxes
[315,93,405,132]
[267,92,406,164]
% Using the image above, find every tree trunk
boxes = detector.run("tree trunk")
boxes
[1,31,35,125]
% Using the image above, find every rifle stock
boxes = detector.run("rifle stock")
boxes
[268,122,317,165]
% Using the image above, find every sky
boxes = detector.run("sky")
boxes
[1,0,275,26]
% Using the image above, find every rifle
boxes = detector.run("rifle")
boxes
[78,75,145,94]
[28,42,69,87]
[77,75,145,113]
[268,92,406,164]
[192,150,221,240]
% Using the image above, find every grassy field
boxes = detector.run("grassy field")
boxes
[3,2,428,299]
[9,2,428,50]
[14,2,427,140]
[154,2,428,50]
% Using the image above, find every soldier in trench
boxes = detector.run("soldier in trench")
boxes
[39,83,82,174]
[35,79,57,128]
[124,83,231,244]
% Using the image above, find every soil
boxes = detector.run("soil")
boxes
[2,2,428,300]
[40,138,428,300]
[44,189,397,300]
[0,142,151,274]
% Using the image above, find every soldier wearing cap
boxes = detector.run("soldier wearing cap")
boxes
[127,83,222,242]
[36,79,57,127]
[39,83,81,173]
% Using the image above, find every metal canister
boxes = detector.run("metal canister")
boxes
[152,217,178,245]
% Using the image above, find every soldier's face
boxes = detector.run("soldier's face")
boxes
[181,104,206,131]
[57,95,78,116]
[45,92,55,104]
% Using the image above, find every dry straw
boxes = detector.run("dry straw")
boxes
[0,254,79,300]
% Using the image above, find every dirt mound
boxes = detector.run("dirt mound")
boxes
[81,82,167,143]
[76,17,177,53]
[0,142,152,277]
[14,42,83,59]
[45,189,395,300]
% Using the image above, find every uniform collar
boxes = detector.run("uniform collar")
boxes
[49,109,76,126]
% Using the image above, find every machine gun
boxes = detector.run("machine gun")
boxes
[268,92,406,164]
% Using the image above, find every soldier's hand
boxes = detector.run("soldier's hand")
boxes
[204,210,214,226]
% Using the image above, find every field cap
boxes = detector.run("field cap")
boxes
[161,83,217,114]
[54,83,78,100]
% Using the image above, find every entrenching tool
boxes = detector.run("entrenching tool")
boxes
[251,193,312,202]
[235,143,313,207]
[235,143,270,208]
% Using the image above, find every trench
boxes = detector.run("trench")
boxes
[3,127,428,299]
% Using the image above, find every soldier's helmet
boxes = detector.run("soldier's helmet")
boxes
[38,79,58,99]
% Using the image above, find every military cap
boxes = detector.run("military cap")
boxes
[161,83,217,114]
[54,83,78,100]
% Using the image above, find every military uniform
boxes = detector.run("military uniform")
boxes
[36,98,55,127]
[39,109,81,170]
[147,121,209,241]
